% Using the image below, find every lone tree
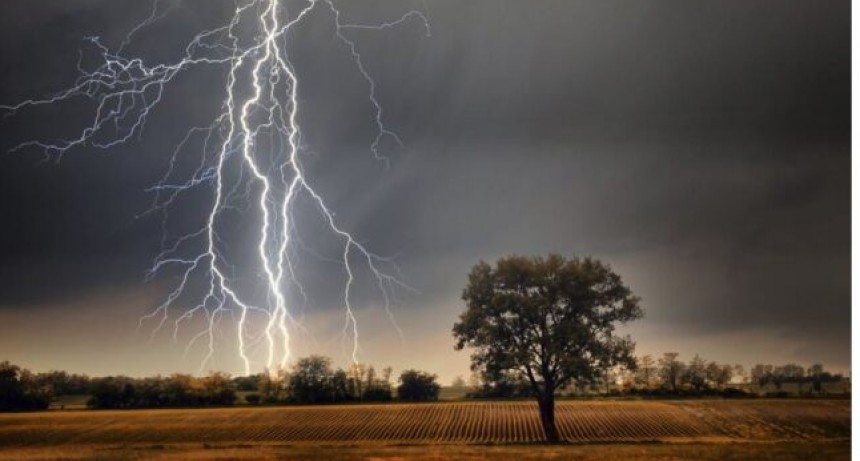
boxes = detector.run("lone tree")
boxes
[453,254,642,442]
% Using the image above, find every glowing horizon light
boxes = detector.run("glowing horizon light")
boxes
[0,0,428,376]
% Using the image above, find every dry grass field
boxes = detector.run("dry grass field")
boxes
[0,399,849,460]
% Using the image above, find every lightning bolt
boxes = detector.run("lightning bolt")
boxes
[1,0,428,376]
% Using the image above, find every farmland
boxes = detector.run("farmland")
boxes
[0,399,850,460]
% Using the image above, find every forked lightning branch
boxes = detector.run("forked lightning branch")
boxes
[0,0,428,375]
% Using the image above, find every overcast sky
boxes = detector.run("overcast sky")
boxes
[0,0,849,382]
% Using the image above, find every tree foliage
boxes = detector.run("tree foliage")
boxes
[289,358,394,403]
[658,352,685,392]
[635,354,657,388]
[86,372,237,409]
[290,355,336,404]
[0,361,51,411]
[396,370,440,401]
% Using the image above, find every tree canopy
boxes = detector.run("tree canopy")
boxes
[396,370,440,401]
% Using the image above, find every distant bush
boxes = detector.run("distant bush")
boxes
[397,370,440,402]
[244,393,262,405]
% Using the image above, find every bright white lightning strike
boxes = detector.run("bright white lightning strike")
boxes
[1,0,428,375]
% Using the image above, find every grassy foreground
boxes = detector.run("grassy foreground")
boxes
[0,441,849,461]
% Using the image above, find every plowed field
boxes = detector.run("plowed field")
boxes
[0,399,848,447]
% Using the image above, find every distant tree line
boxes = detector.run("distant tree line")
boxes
[0,357,440,411]
[87,373,237,409]
[245,356,439,404]
[247,355,396,404]
[749,363,844,395]
[465,353,846,399]
[614,354,843,397]
[1,352,846,412]
[625,353,744,395]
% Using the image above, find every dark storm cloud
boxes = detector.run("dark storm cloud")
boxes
[0,0,849,373]
[335,1,849,338]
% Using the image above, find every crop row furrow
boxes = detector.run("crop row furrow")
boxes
[3,400,844,446]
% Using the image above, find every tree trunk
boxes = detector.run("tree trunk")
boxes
[537,394,560,443]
